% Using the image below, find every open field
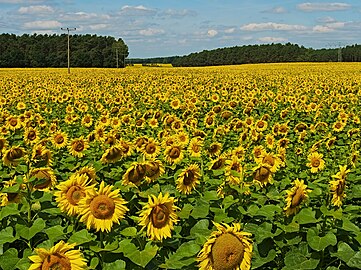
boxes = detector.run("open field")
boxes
[0,63,360,269]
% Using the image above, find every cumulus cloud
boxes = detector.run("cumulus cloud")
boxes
[139,28,165,36]
[313,21,345,32]
[60,12,110,21]
[297,2,351,12]
[18,5,54,15]
[258,36,287,43]
[23,20,61,30]
[241,22,306,31]
[207,29,218,37]
[224,27,236,34]
[88,24,109,30]
[120,5,156,16]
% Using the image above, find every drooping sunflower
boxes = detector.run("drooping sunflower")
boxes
[329,165,349,207]
[164,144,184,165]
[225,156,243,185]
[78,181,128,232]
[52,130,68,149]
[0,178,26,206]
[28,240,87,270]
[2,146,25,167]
[144,159,165,183]
[68,136,88,158]
[284,179,311,217]
[32,144,53,167]
[176,164,201,194]
[138,192,179,241]
[207,142,222,157]
[100,144,124,164]
[197,222,253,270]
[306,151,325,173]
[255,152,282,173]
[55,174,95,216]
[29,167,57,191]
[253,165,273,187]
[122,162,147,186]
[209,155,226,170]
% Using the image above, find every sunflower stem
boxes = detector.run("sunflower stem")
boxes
[99,231,105,248]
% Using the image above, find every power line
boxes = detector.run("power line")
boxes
[61,27,76,74]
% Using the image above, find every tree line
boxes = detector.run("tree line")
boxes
[0,33,128,68]
[170,43,361,67]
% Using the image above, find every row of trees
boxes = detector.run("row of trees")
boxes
[0,33,128,68]
[170,43,361,67]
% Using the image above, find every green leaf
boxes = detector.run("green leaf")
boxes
[0,204,20,219]
[178,204,193,219]
[188,219,211,245]
[306,228,337,251]
[16,218,46,240]
[0,248,19,270]
[203,190,219,201]
[347,251,361,269]
[191,198,209,219]
[210,207,234,223]
[103,260,126,270]
[256,205,282,219]
[112,239,138,254]
[332,242,355,264]
[247,204,259,216]
[126,242,158,268]
[68,229,96,245]
[341,218,360,232]
[253,248,277,269]
[223,195,238,209]
[45,225,65,242]
[89,257,99,269]
[0,227,16,245]
[294,208,318,224]
[161,241,200,269]
[120,227,137,237]
[283,249,320,270]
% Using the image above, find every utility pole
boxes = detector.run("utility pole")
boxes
[61,27,76,74]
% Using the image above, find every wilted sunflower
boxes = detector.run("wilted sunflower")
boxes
[55,174,94,216]
[197,222,253,270]
[284,179,311,217]
[68,137,88,158]
[100,144,124,164]
[32,144,53,166]
[122,162,147,186]
[144,160,165,183]
[164,145,184,165]
[329,165,349,207]
[306,152,325,173]
[209,155,226,170]
[52,130,68,149]
[138,192,179,241]
[78,181,128,232]
[29,167,57,191]
[28,240,87,270]
[2,146,25,167]
[253,165,273,187]
[0,178,26,206]
[176,164,201,194]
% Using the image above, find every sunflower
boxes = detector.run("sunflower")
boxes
[31,144,53,166]
[122,162,146,186]
[0,178,25,206]
[255,152,282,173]
[141,138,161,159]
[176,164,201,194]
[306,152,325,173]
[330,167,347,207]
[144,160,165,183]
[52,130,68,149]
[0,136,8,153]
[28,240,87,270]
[209,155,226,170]
[255,119,268,132]
[24,127,40,145]
[29,167,57,191]
[68,137,88,158]
[264,134,275,149]
[78,181,128,232]
[207,142,222,157]
[138,192,179,241]
[2,146,25,167]
[55,174,95,216]
[332,121,346,132]
[188,137,204,158]
[253,165,273,187]
[176,131,189,147]
[6,115,21,131]
[164,145,184,165]
[100,144,124,164]
[75,166,97,183]
[225,156,243,185]
[148,117,159,128]
[197,222,253,270]
[252,145,266,160]
[231,145,246,161]
[284,179,311,216]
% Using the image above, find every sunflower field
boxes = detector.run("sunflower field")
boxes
[0,63,360,270]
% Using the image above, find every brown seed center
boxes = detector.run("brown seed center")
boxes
[183,171,194,186]
[66,186,85,205]
[145,143,156,154]
[41,254,71,270]
[169,147,180,159]
[55,135,64,144]
[151,204,170,228]
[311,158,320,167]
[291,188,305,208]
[211,233,245,270]
[89,195,115,219]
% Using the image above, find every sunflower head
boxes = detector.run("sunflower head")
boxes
[3,146,25,167]
[144,160,165,183]
[253,165,273,187]
[307,152,325,173]
[284,179,311,216]
[164,145,184,165]
[68,137,88,158]
[100,145,124,164]
[197,222,253,270]
[29,167,57,191]
[176,164,201,194]
[122,162,146,186]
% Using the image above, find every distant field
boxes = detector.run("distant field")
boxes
[0,63,360,270]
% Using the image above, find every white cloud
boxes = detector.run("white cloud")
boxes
[207,29,218,37]
[264,6,287,13]
[241,22,306,31]
[161,9,197,18]
[88,24,109,30]
[224,27,236,34]
[258,36,287,43]
[139,28,165,36]
[60,12,110,21]
[120,5,156,16]
[23,20,61,30]
[317,16,337,23]
[18,5,54,15]
[297,2,351,12]
[313,25,334,32]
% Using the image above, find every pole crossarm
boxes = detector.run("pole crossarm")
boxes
[61,27,76,74]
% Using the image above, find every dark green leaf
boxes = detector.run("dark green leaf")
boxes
[178,204,193,219]
[191,198,209,219]
[0,227,16,245]
[283,249,319,270]
[126,242,158,268]
[0,204,20,219]
[294,208,318,224]
[103,260,126,270]
[0,248,19,270]
[16,218,46,240]
[120,227,137,237]
[68,229,96,245]
[306,228,337,251]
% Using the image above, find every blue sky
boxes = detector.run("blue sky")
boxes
[0,0,360,58]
